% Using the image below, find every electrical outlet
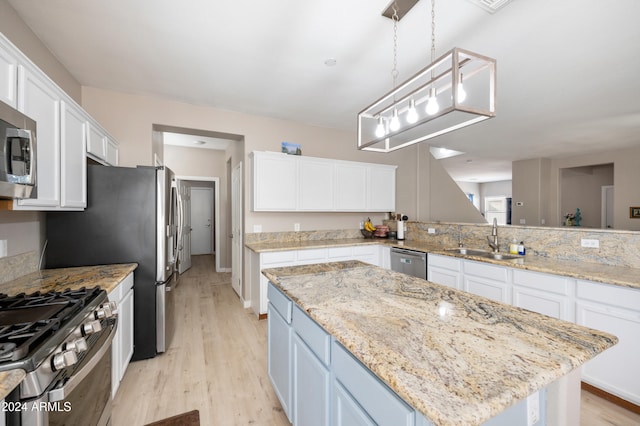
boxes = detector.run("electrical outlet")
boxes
[294,223,300,232]
[527,392,540,425]
[0,240,7,258]
[253,224,262,233]
[581,238,599,248]
[520,219,526,224]
[427,228,436,234]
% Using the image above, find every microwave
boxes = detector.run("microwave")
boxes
[0,100,36,199]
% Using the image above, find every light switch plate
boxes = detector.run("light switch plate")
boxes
[427,228,436,234]
[294,223,300,232]
[253,224,262,233]
[581,238,599,248]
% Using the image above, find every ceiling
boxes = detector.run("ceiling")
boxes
[7,0,640,182]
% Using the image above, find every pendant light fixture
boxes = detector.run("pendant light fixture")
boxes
[357,0,497,152]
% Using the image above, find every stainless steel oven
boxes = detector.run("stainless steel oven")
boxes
[0,287,117,426]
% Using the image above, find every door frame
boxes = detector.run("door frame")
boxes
[176,175,222,273]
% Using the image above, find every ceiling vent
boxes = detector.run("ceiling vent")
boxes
[465,0,516,14]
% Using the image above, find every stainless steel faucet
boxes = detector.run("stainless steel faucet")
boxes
[487,218,499,252]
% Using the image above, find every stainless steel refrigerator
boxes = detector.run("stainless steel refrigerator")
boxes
[45,164,180,361]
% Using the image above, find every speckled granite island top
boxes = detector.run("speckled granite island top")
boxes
[263,261,618,426]
[0,263,137,296]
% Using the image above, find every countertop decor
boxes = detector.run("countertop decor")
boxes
[263,261,618,425]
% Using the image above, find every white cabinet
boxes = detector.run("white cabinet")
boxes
[251,151,396,212]
[0,36,19,108]
[299,157,333,211]
[60,101,87,208]
[512,269,573,321]
[462,260,510,303]
[106,137,119,166]
[427,254,463,290]
[108,272,134,398]
[16,65,61,209]
[575,279,640,405]
[334,162,367,211]
[252,245,382,317]
[87,121,107,161]
[252,152,298,211]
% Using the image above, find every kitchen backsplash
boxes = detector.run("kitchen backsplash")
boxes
[246,222,640,269]
[0,251,39,285]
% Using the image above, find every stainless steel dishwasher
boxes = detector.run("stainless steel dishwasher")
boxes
[390,247,427,279]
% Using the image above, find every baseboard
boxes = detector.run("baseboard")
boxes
[581,382,640,415]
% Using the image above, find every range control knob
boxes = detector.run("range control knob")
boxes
[52,350,78,371]
[82,320,102,336]
[64,337,88,353]
[95,301,117,319]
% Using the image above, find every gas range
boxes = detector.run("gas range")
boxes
[0,287,117,426]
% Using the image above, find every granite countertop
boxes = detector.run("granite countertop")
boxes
[247,238,640,290]
[0,263,137,400]
[263,261,618,426]
[0,263,138,296]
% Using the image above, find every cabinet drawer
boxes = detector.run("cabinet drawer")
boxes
[263,250,296,265]
[297,248,328,263]
[268,283,292,323]
[576,280,640,311]
[429,254,461,271]
[353,245,377,256]
[512,269,571,295]
[328,246,353,259]
[292,305,330,366]
[463,260,508,282]
[333,341,413,426]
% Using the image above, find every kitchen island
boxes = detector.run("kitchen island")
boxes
[263,261,618,426]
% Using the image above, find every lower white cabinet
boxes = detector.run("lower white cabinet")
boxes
[108,272,134,398]
[251,245,382,317]
[463,260,510,303]
[512,269,572,321]
[575,279,640,405]
[427,254,462,290]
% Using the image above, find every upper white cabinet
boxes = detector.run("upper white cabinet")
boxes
[0,33,119,210]
[60,101,87,208]
[0,36,19,108]
[252,151,397,212]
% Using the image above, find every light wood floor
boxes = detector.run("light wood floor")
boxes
[113,254,640,426]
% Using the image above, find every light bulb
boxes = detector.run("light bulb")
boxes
[406,98,418,124]
[426,87,439,116]
[375,117,386,138]
[457,73,467,103]
[389,108,400,132]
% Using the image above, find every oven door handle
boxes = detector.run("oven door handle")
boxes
[48,321,117,402]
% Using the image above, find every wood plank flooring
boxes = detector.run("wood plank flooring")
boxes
[112,254,640,426]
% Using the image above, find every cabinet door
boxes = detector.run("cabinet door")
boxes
[299,157,333,211]
[334,163,367,211]
[293,334,331,426]
[462,260,509,303]
[106,137,119,165]
[119,286,134,382]
[60,101,87,208]
[0,37,19,108]
[429,266,463,290]
[87,122,106,160]
[253,153,298,211]
[334,380,376,426]
[268,303,293,421]
[367,165,396,212]
[17,66,61,208]
[512,270,572,321]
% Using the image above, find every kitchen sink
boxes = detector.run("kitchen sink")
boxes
[444,248,524,263]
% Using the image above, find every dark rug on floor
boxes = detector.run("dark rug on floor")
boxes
[145,410,200,426]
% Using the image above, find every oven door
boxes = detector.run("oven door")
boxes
[19,320,116,426]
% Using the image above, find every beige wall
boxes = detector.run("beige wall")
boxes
[512,158,551,226]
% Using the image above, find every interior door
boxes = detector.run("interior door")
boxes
[231,162,243,297]
[178,180,192,274]
[190,187,213,255]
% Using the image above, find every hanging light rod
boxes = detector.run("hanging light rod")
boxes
[382,0,420,21]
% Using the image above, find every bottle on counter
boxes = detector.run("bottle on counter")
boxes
[518,241,526,256]
[509,238,518,254]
